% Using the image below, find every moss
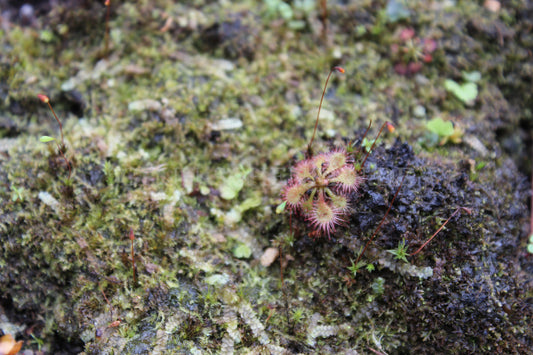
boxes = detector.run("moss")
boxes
[0,0,531,353]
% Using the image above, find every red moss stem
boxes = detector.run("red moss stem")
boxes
[410,207,472,256]
[55,141,72,180]
[129,228,137,285]
[307,66,344,157]
[104,0,111,58]
[359,121,393,170]
[38,94,72,180]
[358,120,372,148]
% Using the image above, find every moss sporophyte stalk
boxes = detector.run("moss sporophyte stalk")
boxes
[38,94,72,180]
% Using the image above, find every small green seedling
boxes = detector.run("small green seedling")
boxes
[444,71,480,105]
[387,239,409,262]
[39,136,55,143]
[361,137,380,153]
[11,186,25,202]
[426,117,463,145]
[347,257,367,278]
[444,79,477,104]
[426,117,453,138]
[233,243,252,259]
[219,166,252,200]
[276,201,287,214]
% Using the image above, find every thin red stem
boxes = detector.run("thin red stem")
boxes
[129,228,137,285]
[359,120,372,147]
[307,66,344,157]
[104,0,111,58]
[409,207,472,256]
[355,174,406,266]
[319,0,328,42]
[47,102,64,145]
[55,141,71,180]
[359,121,390,170]
[279,244,284,290]
[101,288,114,317]
[348,120,372,152]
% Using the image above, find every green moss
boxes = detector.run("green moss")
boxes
[0,0,531,353]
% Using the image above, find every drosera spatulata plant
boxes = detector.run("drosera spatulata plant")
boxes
[280,67,471,274]
[281,67,394,238]
[38,94,72,180]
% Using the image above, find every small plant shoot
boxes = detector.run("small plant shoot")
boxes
[38,94,72,180]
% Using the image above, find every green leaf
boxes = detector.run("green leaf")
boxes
[527,242,533,254]
[444,79,478,104]
[462,71,481,83]
[361,137,379,153]
[426,117,454,137]
[276,201,287,214]
[238,194,262,213]
[233,243,252,259]
[278,1,293,20]
[529,234,533,243]
[39,136,55,143]
[219,167,251,200]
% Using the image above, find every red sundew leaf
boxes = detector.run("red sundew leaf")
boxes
[308,197,342,236]
[423,38,437,53]
[399,27,415,41]
[407,62,423,75]
[394,63,408,75]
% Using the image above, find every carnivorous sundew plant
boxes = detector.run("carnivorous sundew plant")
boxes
[280,67,468,261]
[282,67,393,238]
[283,148,360,236]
